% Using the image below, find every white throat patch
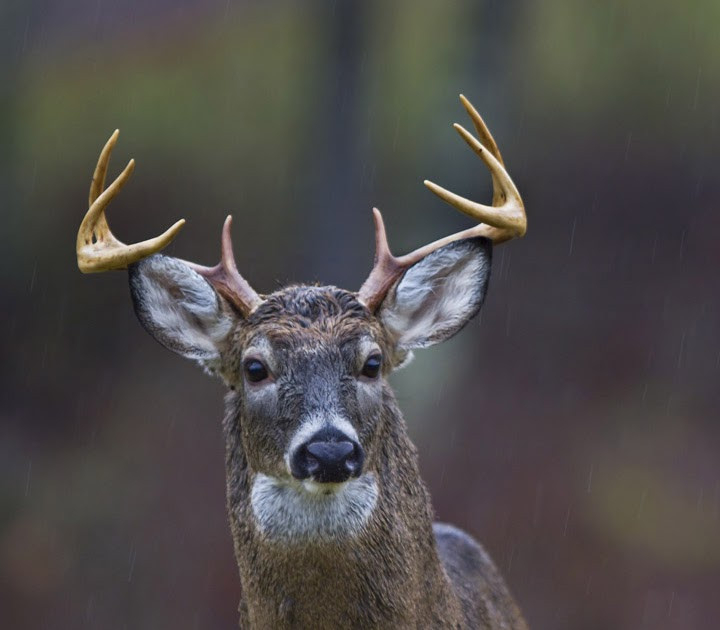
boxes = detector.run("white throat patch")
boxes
[250,473,378,542]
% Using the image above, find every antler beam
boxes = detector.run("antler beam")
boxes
[357,94,526,311]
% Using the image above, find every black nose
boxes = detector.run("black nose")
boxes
[290,430,365,483]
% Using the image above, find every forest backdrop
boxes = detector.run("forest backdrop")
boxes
[1,1,719,628]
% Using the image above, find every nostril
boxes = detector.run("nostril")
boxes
[304,448,320,476]
[347,443,365,478]
[290,444,321,480]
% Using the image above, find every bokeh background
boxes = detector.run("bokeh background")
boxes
[2,1,719,628]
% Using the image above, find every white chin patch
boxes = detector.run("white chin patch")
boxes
[250,473,378,542]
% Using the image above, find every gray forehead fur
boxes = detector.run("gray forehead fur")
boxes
[241,284,385,382]
[248,285,370,329]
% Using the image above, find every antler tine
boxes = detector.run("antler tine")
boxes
[358,95,526,311]
[459,94,506,208]
[86,128,117,240]
[458,94,504,166]
[76,130,186,273]
[357,209,406,312]
[184,215,262,317]
[90,129,121,204]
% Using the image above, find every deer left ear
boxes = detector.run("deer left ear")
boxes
[378,237,492,352]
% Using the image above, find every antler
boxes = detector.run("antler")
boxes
[77,132,262,317]
[182,215,262,317]
[357,94,526,312]
[76,130,186,273]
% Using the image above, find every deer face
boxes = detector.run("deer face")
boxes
[230,288,391,540]
[232,286,387,486]
[126,236,491,537]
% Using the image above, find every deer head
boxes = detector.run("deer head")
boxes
[76,95,528,627]
[77,93,524,498]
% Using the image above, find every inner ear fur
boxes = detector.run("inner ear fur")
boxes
[129,255,237,369]
[377,237,492,352]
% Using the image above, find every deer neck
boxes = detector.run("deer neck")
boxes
[221,390,462,628]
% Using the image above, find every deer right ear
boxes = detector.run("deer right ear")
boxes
[377,237,492,355]
[129,255,236,369]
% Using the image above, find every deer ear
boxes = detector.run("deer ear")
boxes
[378,237,492,352]
[128,255,236,370]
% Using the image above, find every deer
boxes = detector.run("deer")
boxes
[76,95,528,629]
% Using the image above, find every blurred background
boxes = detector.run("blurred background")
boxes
[1,0,719,628]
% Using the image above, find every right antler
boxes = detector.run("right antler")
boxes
[357,94,526,312]
[76,131,262,317]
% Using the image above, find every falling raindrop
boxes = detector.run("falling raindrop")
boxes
[693,67,702,110]
[24,459,32,497]
[624,133,632,162]
[562,505,572,537]
[128,545,137,583]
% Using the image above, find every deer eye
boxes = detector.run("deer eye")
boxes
[244,359,269,383]
[361,354,382,379]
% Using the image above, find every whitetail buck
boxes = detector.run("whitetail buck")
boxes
[76,95,528,629]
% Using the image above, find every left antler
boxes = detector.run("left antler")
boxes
[357,94,526,311]
[76,131,262,316]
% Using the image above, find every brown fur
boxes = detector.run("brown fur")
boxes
[219,287,527,629]
[128,256,527,629]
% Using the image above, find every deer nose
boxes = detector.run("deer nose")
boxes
[290,432,365,483]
